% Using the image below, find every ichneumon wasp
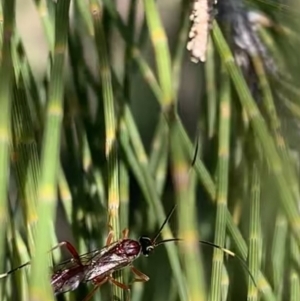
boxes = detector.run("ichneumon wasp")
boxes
[0,206,256,300]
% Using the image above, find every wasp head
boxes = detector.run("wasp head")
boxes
[139,236,155,257]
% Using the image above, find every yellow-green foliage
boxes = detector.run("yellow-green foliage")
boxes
[0,1,299,301]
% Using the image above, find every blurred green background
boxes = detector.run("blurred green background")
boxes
[0,0,300,301]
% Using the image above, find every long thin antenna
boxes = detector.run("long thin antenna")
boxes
[155,238,257,287]
[152,205,177,243]
[191,134,199,167]
[0,261,30,279]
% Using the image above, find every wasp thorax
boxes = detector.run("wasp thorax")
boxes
[118,239,141,257]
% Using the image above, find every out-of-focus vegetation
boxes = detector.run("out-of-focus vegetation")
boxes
[0,0,299,301]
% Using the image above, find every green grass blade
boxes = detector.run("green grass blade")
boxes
[271,212,287,299]
[121,107,188,301]
[209,70,231,301]
[29,1,70,299]
[33,0,54,50]
[0,0,15,275]
[171,121,206,301]
[290,236,300,301]
[12,74,39,254]
[205,37,217,138]
[177,116,276,300]
[172,1,190,96]
[143,0,174,109]
[89,2,121,298]
[212,21,300,246]
[0,3,3,51]
[247,160,261,301]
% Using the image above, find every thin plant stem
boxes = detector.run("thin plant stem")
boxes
[209,69,231,301]
[143,0,174,110]
[247,159,261,301]
[205,36,217,139]
[89,1,121,299]
[171,121,206,301]
[290,236,300,301]
[0,0,15,277]
[271,212,287,299]
[29,1,70,299]
[212,21,300,246]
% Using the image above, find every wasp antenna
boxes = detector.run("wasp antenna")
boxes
[0,272,8,279]
[0,261,30,279]
[155,238,257,287]
[197,240,257,287]
[191,135,199,167]
[152,205,177,243]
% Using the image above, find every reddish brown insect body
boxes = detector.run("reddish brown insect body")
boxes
[0,206,255,300]
[50,235,151,297]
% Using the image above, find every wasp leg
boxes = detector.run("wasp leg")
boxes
[122,228,129,239]
[50,241,81,265]
[106,230,114,246]
[106,227,128,246]
[109,275,130,290]
[89,274,131,301]
[108,275,131,301]
[130,266,150,283]
[83,276,108,301]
